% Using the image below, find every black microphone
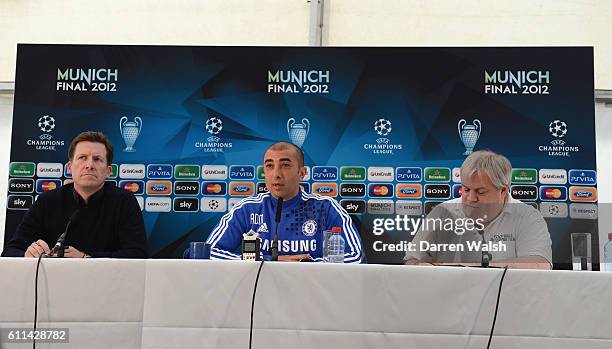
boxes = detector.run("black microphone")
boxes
[477,229,492,268]
[47,210,80,257]
[270,197,283,261]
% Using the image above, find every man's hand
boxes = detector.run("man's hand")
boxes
[63,246,87,258]
[278,253,310,262]
[404,258,436,266]
[24,239,51,258]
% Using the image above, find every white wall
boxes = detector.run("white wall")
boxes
[0,93,14,251]
[2,1,612,88]
[326,0,612,90]
[0,0,310,81]
[596,101,612,261]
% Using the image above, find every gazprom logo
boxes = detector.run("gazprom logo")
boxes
[311,166,338,181]
[147,164,172,179]
[229,165,255,180]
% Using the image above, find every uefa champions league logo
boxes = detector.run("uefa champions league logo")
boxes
[287,117,310,147]
[549,120,567,138]
[363,118,402,155]
[38,115,55,133]
[458,119,481,155]
[26,114,65,151]
[206,117,223,142]
[120,116,142,152]
[37,115,56,141]
[195,116,232,152]
[373,118,392,144]
[537,119,578,157]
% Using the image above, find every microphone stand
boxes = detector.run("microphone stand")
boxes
[478,229,492,268]
[270,197,283,261]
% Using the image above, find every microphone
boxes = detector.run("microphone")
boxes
[477,229,492,268]
[48,210,80,257]
[270,197,283,261]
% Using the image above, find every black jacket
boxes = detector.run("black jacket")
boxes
[2,182,148,258]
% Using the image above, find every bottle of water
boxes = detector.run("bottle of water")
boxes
[604,233,612,272]
[326,227,345,263]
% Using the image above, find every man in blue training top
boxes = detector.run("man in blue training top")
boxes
[206,141,364,262]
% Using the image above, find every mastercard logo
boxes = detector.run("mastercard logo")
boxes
[543,188,563,199]
[123,183,141,193]
[372,186,388,195]
[369,184,393,197]
[206,183,223,194]
[41,182,57,191]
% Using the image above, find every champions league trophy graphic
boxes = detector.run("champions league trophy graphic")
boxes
[458,119,481,155]
[287,117,310,147]
[120,116,142,152]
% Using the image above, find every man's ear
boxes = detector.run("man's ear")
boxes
[298,166,307,180]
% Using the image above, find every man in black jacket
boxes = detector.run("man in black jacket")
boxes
[2,131,148,258]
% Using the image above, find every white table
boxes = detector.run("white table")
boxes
[1,258,611,349]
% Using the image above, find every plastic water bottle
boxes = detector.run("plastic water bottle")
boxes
[604,233,612,272]
[326,227,345,263]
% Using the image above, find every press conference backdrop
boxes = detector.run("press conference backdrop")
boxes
[4,45,598,265]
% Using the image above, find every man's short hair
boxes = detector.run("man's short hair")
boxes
[460,150,511,189]
[68,131,114,165]
[265,141,304,167]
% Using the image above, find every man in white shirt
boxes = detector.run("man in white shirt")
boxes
[404,150,552,269]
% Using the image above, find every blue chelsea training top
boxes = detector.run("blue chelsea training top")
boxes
[206,190,364,263]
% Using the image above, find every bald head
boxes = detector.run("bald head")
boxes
[265,141,304,167]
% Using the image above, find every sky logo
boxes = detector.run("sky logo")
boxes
[312,166,338,181]
[229,165,255,180]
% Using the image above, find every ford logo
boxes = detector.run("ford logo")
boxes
[151,184,169,192]
[234,186,250,192]
[400,188,418,194]
[575,191,592,198]
[317,187,334,193]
